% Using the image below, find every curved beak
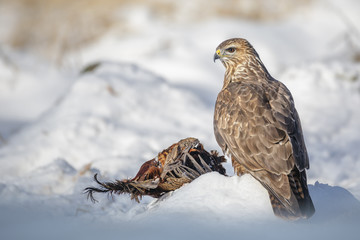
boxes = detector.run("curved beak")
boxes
[213,49,221,62]
[213,53,220,62]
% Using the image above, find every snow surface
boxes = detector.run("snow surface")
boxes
[1,0,360,239]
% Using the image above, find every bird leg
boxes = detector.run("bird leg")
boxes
[231,156,248,175]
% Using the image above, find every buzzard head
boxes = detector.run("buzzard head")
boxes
[213,38,259,68]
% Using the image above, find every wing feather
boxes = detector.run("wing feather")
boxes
[214,79,308,213]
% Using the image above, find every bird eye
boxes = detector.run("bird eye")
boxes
[226,47,236,53]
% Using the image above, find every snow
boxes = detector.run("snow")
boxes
[145,173,274,221]
[1,0,360,239]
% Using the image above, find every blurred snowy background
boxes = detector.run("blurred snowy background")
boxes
[0,0,360,239]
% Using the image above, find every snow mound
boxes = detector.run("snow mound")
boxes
[309,181,360,223]
[136,173,360,224]
[145,173,274,222]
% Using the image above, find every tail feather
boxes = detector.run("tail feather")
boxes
[269,168,315,220]
[290,168,315,218]
[269,192,298,219]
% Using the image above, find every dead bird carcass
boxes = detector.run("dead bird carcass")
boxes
[84,137,226,203]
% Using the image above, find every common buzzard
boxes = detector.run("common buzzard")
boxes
[213,38,315,219]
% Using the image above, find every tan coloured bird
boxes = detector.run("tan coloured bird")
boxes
[213,38,315,220]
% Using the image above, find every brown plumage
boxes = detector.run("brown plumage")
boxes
[84,137,226,203]
[213,38,315,220]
